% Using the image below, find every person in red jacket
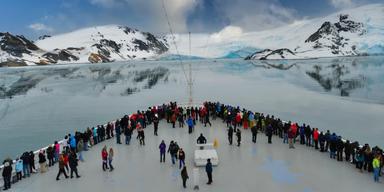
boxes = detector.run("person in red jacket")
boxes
[313,128,319,150]
[101,146,109,171]
[171,113,177,128]
[235,113,241,128]
[290,123,298,143]
[63,152,69,172]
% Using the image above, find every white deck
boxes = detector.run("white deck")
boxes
[10,120,383,192]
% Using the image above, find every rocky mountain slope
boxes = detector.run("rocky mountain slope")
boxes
[1,4,383,66]
[0,25,168,67]
[171,4,384,60]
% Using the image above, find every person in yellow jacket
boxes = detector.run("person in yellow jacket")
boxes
[372,154,381,182]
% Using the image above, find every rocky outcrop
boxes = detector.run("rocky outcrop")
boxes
[0,32,39,57]
[142,32,168,54]
[88,53,110,63]
[42,49,80,63]
[245,48,298,60]
[305,14,365,55]
[38,35,51,40]
[1,25,170,67]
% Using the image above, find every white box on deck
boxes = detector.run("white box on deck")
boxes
[194,143,219,166]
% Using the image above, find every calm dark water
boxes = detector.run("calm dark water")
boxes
[0,56,383,159]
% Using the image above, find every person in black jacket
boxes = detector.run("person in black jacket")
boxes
[181,166,189,188]
[236,129,241,147]
[266,124,273,144]
[2,158,13,190]
[178,148,186,169]
[68,151,80,178]
[29,151,36,173]
[47,145,54,167]
[251,126,258,143]
[305,125,312,147]
[344,140,352,162]
[197,134,207,144]
[38,150,47,173]
[115,120,121,144]
[228,126,233,145]
[205,159,213,185]
[20,151,30,178]
[153,115,159,136]
[168,141,178,164]
[336,136,344,161]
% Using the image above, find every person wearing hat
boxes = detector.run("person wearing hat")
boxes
[2,158,13,190]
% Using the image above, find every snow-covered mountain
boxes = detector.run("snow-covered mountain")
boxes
[1,4,383,66]
[0,25,168,66]
[169,4,384,60]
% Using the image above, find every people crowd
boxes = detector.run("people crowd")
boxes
[2,101,383,190]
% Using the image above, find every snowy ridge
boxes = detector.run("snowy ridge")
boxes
[0,25,168,66]
[170,4,384,60]
[0,4,383,66]
[36,25,168,63]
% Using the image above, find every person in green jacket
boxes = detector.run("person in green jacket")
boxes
[372,154,381,182]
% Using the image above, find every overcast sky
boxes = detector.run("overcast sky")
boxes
[0,0,381,39]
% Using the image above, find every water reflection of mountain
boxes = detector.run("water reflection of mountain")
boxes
[305,59,366,97]
[260,61,297,70]
[254,58,369,97]
[0,65,170,99]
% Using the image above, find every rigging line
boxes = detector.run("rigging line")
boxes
[161,0,189,84]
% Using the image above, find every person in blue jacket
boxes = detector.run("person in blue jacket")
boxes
[70,135,77,152]
[329,133,337,159]
[187,116,194,134]
[205,159,213,185]
[15,158,23,181]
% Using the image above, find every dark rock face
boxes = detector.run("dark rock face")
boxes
[0,32,39,57]
[245,48,296,60]
[92,39,122,59]
[143,32,168,54]
[38,35,51,40]
[244,49,272,60]
[133,39,150,52]
[42,49,79,63]
[305,22,335,43]
[304,14,365,55]
[118,26,137,35]
[88,53,110,63]
[89,28,168,62]
[1,26,169,67]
